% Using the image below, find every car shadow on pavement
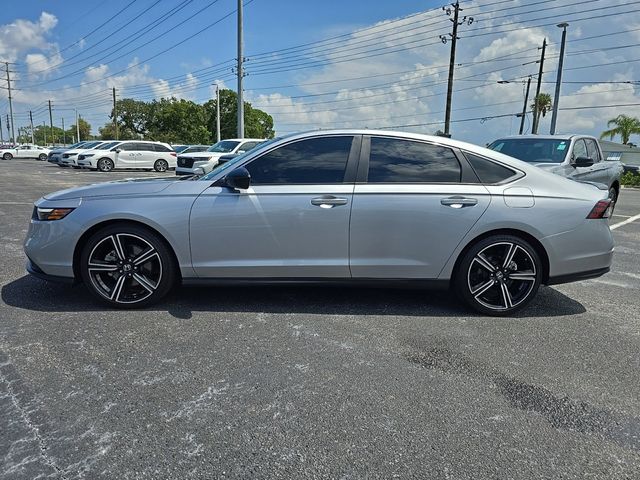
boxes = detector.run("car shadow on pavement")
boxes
[2,275,586,319]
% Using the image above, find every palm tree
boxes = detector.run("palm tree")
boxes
[600,114,640,144]
[531,93,552,133]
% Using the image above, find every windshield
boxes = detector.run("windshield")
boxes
[80,141,102,149]
[174,145,188,153]
[207,140,241,153]
[200,138,281,181]
[68,142,85,149]
[488,138,569,164]
[99,141,120,150]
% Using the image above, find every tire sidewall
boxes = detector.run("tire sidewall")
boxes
[79,223,176,308]
[98,158,114,172]
[3,153,12,160]
[39,154,47,161]
[455,234,543,316]
[154,159,168,172]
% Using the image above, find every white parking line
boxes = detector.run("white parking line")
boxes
[610,213,640,230]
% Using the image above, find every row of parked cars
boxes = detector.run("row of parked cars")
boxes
[40,138,266,173]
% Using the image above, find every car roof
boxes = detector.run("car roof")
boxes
[491,134,597,141]
[219,138,264,142]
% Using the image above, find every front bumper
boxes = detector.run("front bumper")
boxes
[60,157,78,166]
[77,159,95,168]
[26,258,75,284]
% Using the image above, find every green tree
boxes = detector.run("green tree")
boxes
[68,118,92,142]
[531,93,552,133]
[203,89,275,140]
[113,98,152,137]
[600,114,640,144]
[148,98,210,144]
[98,122,138,140]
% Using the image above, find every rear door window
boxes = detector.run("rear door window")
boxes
[464,153,517,184]
[367,137,461,183]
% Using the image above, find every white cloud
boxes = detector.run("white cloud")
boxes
[0,12,58,63]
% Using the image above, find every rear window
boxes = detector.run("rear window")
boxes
[464,153,517,184]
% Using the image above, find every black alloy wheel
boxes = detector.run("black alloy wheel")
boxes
[3,152,12,160]
[456,235,542,316]
[154,159,169,172]
[80,224,176,308]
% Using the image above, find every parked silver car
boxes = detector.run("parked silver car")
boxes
[24,130,614,315]
[487,135,623,208]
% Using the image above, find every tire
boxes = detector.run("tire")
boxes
[39,153,48,161]
[3,152,12,160]
[608,186,618,216]
[154,159,168,172]
[455,234,543,316]
[97,158,114,172]
[79,223,177,308]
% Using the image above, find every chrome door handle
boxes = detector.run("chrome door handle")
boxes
[441,196,478,208]
[311,196,348,208]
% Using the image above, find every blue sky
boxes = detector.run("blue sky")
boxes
[1,0,640,145]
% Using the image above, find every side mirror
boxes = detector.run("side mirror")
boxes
[237,149,246,154]
[193,167,205,176]
[113,148,121,153]
[224,167,251,190]
[573,156,594,168]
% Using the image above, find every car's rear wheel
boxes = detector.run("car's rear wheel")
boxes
[79,224,176,308]
[154,159,168,172]
[97,158,114,172]
[455,235,542,316]
[39,153,47,161]
[3,152,12,160]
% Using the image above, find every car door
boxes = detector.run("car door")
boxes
[566,138,594,182]
[189,135,359,278]
[114,142,138,168]
[16,145,31,158]
[350,135,491,279]
[584,138,610,185]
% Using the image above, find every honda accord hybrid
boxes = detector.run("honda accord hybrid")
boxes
[24,130,614,315]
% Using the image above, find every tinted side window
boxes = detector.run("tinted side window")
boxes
[246,136,353,184]
[585,139,601,162]
[464,153,517,184]
[240,141,259,151]
[573,139,588,160]
[118,143,137,151]
[368,137,461,183]
[153,143,171,152]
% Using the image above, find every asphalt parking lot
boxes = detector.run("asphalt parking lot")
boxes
[1,159,639,479]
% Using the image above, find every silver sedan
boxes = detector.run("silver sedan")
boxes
[24,130,614,316]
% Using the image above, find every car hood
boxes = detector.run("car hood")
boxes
[43,177,179,201]
[179,151,225,158]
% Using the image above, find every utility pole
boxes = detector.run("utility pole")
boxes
[237,0,245,139]
[532,38,546,134]
[519,77,532,135]
[550,23,569,135]
[5,62,16,144]
[75,109,80,142]
[215,83,221,143]
[48,100,54,146]
[440,2,473,138]
[29,111,35,144]
[43,121,47,145]
[113,87,118,140]
[62,118,66,146]
[0,116,3,143]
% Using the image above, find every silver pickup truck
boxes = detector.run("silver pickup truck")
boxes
[488,134,623,208]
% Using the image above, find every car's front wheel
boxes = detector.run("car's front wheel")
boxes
[39,153,48,161]
[80,224,177,308]
[3,152,12,160]
[455,235,542,316]
[154,159,168,172]
[97,158,114,172]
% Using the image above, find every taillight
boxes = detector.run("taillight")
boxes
[170,152,177,157]
[586,199,612,219]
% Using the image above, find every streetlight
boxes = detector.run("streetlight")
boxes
[550,22,569,135]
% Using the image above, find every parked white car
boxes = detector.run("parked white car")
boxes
[77,140,176,172]
[59,141,111,167]
[176,138,264,175]
[1,144,50,161]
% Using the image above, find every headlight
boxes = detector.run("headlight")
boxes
[35,207,75,221]
[82,154,94,158]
